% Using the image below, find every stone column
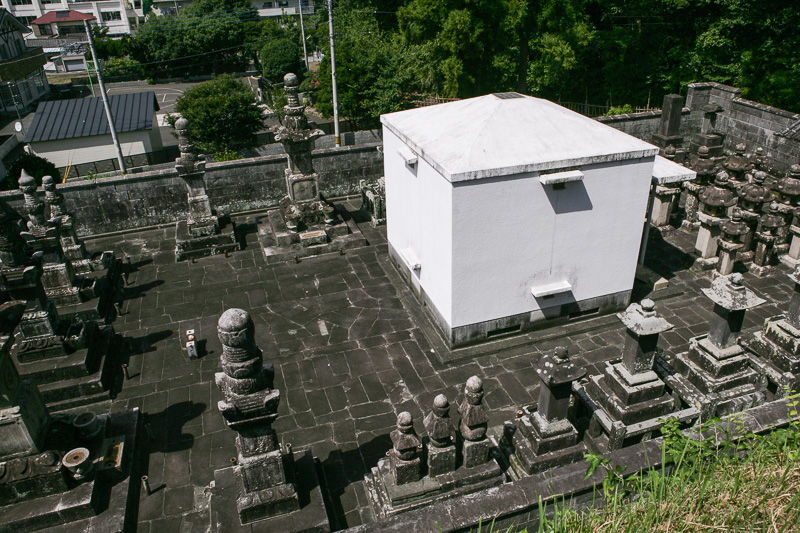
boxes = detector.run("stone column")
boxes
[18,170,46,232]
[695,172,737,265]
[458,376,490,468]
[650,184,682,228]
[736,171,771,256]
[716,209,748,276]
[782,207,800,268]
[214,308,299,524]
[175,118,219,238]
[682,146,717,230]
[42,175,87,263]
[507,347,587,475]
[705,274,765,350]
[423,394,456,476]
[389,412,422,485]
[751,202,786,277]
[619,299,674,375]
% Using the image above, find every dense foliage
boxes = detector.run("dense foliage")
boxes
[174,76,263,153]
[311,0,800,124]
[4,153,60,191]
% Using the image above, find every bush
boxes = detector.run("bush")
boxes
[4,152,60,191]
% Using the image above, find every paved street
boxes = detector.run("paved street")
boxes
[81,206,794,532]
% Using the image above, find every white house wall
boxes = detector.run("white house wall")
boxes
[450,157,654,328]
[30,129,152,168]
[384,127,453,326]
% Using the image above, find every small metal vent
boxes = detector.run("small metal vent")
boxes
[493,92,525,99]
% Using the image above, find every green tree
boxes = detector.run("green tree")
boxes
[4,153,60,191]
[175,75,263,153]
[260,36,303,83]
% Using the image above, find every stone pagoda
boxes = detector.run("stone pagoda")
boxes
[682,146,717,230]
[209,308,328,530]
[173,117,238,261]
[744,267,800,397]
[579,300,697,452]
[365,376,505,519]
[715,208,749,277]
[502,347,587,479]
[722,143,750,187]
[256,73,365,264]
[736,171,772,260]
[750,202,786,277]
[667,274,767,419]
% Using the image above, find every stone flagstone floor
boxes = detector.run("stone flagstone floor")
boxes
[77,204,793,532]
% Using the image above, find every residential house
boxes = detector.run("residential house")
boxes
[25,91,164,177]
[0,8,49,115]
[1,0,142,36]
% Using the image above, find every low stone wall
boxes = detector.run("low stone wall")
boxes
[686,82,800,172]
[0,141,383,237]
[596,108,693,141]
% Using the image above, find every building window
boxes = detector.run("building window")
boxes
[0,86,14,110]
[32,71,46,93]
[10,0,33,5]
[41,0,61,4]
[101,11,122,21]
[277,0,289,6]
[134,0,141,7]
[16,16,35,27]
[262,1,273,7]
[22,81,32,101]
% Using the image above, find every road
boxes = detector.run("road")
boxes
[105,81,200,122]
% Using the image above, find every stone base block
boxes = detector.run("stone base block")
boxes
[680,220,700,232]
[749,263,775,278]
[780,254,800,268]
[257,206,367,265]
[427,443,456,477]
[236,481,299,524]
[364,453,504,519]
[651,133,683,149]
[692,255,719,271]
[210,450,329,532]
[501,417,585,479]
[175,218,238,262]
[390,452,422,485]
[462,438,491,468]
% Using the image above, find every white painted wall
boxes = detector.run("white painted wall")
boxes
[384,128,453,326]
[449,158,654,328]
[29,127,156,167]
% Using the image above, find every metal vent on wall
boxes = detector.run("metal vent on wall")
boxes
[494,92,525,99]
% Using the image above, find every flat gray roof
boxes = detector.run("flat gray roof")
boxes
[25,91,160,143]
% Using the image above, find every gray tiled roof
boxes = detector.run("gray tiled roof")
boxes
[25,91,160,143]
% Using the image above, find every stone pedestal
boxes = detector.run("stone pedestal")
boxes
[670,274,767,418]
[360,177,386,227]
[750,203,786,278]
[781,224,800,268]
[694,212,723,266]
[715,209,748,276]
[650,184,681,228]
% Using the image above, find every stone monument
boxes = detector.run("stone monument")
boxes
[364,377,505,519]
[736,171,772,260]
[689,103,725,157]
[579,300,696,452]
[209,308,328,530]
[502,346,587,479]
[722,143,750,187]
[668,274,767,418]
[694,171,737,268]
[715,208,748,277]
[256,73,366,264]
[750,202,786,277]
[682,146,717,230]
[651,94,684,150]
[173,117,239,261]
[360,177,386,227]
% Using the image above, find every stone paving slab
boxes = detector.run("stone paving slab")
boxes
[69,204,794,532]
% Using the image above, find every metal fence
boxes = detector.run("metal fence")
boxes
[557,101,660,117]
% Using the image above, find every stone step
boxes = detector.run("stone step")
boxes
[16,346,100,383]
[37,372,107,405]
[47,391,113,413]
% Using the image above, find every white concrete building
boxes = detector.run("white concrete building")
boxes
[381,92,661,347]
[2,0,142,35]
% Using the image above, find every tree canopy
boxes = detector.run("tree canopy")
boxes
[174,75,264,153]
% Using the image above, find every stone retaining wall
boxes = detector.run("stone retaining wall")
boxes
[596,108,694,141]
[0,142,383,237]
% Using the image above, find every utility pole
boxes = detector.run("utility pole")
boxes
[84,19,126,173]
[298,0,308,71]
[327,0,340,147]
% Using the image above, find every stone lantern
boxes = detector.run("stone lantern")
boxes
[736,171,772,256]
[722,143,750,186]
[673,273,766,418]
[507,347,587,475]
[695,171,737,264]
[751,202,786,277]
[716,208,748,276]
[683,146,717,230]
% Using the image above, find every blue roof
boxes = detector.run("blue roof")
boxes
[25,91,160,143]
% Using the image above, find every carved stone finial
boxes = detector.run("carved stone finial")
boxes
[698,146,710,158]
[389,411,422,484]
[459,376,488,441]
[424,394,453,448]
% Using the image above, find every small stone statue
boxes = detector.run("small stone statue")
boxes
[389,411,422,485]
[459,376,491,468]
[423,394,456,476]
